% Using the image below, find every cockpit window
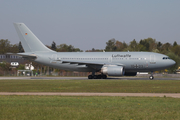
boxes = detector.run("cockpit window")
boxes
[162,57,170,60]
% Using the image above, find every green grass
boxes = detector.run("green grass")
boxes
[1,80,180,120]
[0,80,180,93]
[0,96,180,120]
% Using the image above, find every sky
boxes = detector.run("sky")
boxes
[0,0,180,51]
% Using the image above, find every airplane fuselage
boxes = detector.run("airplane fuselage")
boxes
[33,51,174,73]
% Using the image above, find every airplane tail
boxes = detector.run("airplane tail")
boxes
[13,23,54,53]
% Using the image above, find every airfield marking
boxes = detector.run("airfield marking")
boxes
[0,92,180,98]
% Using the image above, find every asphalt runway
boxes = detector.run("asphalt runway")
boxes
[0,76,179,80]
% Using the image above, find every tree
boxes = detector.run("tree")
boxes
[139,39,149,51]
[115,41,124,51]
[105,38,116,51]
[9,44,19,53]
[86,48,103,52]
[157,42,162,51]
[17,64,25,70]
[129,39,138,51]
[161,42,172,54]
[139,38,157,51]
[173,41,178,47]
[0,62,11,71]
[51,41,57,51]
[56,44,82,52]
[171,45,180,56]
[137,44,146,51]
[146,38,156,51]
[18,41,24,53]
[0,39,20,53]
[57,44,68,52]
[122,42,128,49]
[0,39,11,54]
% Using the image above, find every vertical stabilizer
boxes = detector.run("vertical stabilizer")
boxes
[13,23,54,53]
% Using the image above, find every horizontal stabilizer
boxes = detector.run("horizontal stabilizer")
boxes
[7,53,37,59]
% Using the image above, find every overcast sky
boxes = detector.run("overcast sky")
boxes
[1,0,180,51]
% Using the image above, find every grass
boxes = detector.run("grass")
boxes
[0,80,180,93]
[0,96,180,120]
[1,79,180,120]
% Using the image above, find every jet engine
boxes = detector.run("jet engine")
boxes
[101,66,125,76]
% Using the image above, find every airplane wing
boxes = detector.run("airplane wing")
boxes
[53,59,124,66]
[62,60,105,65]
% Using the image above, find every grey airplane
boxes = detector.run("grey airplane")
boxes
[13,23,175,80]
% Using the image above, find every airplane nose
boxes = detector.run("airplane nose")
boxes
[171,60,176,66]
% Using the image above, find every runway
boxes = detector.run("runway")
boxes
[0,92,180,98]
[0,76,179,80]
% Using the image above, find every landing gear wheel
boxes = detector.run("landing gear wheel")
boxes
[102,75,107,79]
[149,76,154,80]
[149,71,154,80]
[93,75,98,79]
[98,75,102,79]
[88,75,93,79]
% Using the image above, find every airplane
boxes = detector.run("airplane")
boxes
[13,23,175,80]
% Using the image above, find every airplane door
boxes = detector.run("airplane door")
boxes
[52,54,57,60]
[108,56,112,63]
[150,55,156,64]
[50,54,57,63]
[145,60,148,68]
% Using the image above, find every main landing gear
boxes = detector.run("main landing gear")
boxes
[88,74,107,79]
[149,71,154,80]
[88,71,107,79]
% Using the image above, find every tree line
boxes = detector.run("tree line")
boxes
[1,38,178,54]
[0,38,179,73]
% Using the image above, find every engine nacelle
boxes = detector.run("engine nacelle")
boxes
[124,72,137,76]
[101,66,125,76]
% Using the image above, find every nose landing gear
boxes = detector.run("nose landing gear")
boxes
[149,76,154,80]
[149,71,154,80]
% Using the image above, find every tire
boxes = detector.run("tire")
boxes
[93,75,98,79]
[149,76,154,80]
[102,75,107,79]
[98,75,102,79]
[88,75,93,79]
